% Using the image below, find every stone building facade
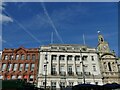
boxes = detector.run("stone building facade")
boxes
[0,47,39,84]
[37,44,103,89]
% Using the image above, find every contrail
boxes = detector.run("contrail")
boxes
[3,10,42,44]
[41,2,64,44]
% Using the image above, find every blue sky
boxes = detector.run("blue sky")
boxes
[2,2,118,55]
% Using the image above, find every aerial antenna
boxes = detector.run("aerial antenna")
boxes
[83,33,86,45]
[51,32,53,44]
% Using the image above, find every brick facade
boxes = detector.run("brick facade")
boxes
[0,47,39,84]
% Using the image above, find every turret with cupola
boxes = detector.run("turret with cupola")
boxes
[97,31,110,53]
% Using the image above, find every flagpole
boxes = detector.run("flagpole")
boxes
[83,34,86,45]
[51,32,53,44]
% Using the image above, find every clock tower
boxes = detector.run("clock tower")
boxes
[97,32,120,84]
[97,32,110,53]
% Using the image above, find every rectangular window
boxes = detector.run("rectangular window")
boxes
[59,47,65,50]
[30,75,34,81]
[76,66,81,75]
[0,75,3,79]
[68,66,73,75]
[84,65,88,72]
[51,47,57,49]
[67,47,72,50]
[1,64,6,71]
[8,64,12,71]
[60,66,65,75]
[93,65,97,71]
[25,64,29,71]
[32,54,36,60]
[51,55,57,60]
[19,64,23,71]
[69,82,74,87]
[91,56,94,61]
[60,82,65,89]
[51,66,56,75]
[31,64,35,71]
[18,76,22,79]
[27,55,30,60]
[59,55,65,60]
[82,56,88,61]
[67,55,72,61]
[13,64,18,71]
[11,75,16,79]
[75,56,80,61]
[51,82,56,90]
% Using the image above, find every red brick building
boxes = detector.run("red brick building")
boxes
[0,47,39,84]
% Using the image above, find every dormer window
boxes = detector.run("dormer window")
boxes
[51,47,57,50]
[82,48,87,51]
[67,47,72,50]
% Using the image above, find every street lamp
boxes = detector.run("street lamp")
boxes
[80,50,85,84]
[44,53,48,90]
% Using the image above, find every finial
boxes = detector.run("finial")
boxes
[97,31,100,34]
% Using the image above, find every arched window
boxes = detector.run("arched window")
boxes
[10,55,13,60]
[16,54,19,60]
[4,55,8,60]
[108,62,112,71]
[21,54,25,60]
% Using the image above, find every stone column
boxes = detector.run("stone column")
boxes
[73,55,76,75]
[48,53,51,75]
[65,55,68,75]
[57,55,60,75]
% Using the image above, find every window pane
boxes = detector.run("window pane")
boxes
[21,54,25,60]
[31,64,35,71]
[67,55,72,60]
[11,75,16,79]
[25,64,29,71]
[75,56,80,61]
[52,55,57,60]
[1,64,6,71]
[16,54,19,60]
[0,75,3,79]
[59,55,64,60]
[32,54,35,60]
[18,76,22,79]
[93,65,97,71]
[27,55,30,60]
[19,64,23,71]
[30,75,34,81]
[8,64,12,71]
[10,55,13,60]
[4,55,8,60]
[13,64,18,71]
[91,56,94,61]
[51,82,56,90]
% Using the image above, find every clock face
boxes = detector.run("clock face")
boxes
[103,45,108,51]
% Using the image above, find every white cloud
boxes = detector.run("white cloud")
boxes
[0,14,13,22]
[0,1,13,23]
